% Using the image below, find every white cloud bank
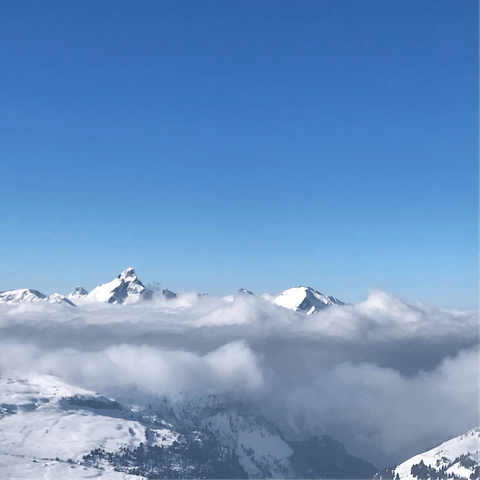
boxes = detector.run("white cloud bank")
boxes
[0,290,477,467]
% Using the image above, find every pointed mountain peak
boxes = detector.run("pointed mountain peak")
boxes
[87,268,146,304]
[68,286,89,299]
[273,286,344,315]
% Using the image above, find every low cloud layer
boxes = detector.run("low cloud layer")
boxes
[0,290,477,467]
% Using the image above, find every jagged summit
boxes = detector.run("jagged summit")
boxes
[273,286,344,315]
[86,268,146,304]
[117,267,136,280]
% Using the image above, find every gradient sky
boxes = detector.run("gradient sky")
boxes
[1,0,478,307]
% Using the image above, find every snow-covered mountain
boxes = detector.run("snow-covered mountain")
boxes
[0,269,175,306]
[0,288,46,303]
[86,268,147,304]
[45,293,76,306]
[68,286,89,300]
[273,286,344,315]
[0,274,344,314]
[0,374,377,479]
[0,375,145,479]
[0,288,75,306]
[380,427,480,480]
[238,288,254,295]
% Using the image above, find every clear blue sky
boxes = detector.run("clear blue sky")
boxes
[1,0,477,307]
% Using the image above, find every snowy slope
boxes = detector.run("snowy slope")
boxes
[0,376,243,479]
[0,289,75,306]
[273,286,344,314]
[0,375,146,479]
[150,395,376,479]
[86,268,146,304]
[392,427,480,480]
[0,375,376,479]
[181,398,296,478]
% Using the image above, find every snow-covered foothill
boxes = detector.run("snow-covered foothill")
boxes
[0,375,146,479]
[393,427,480,480]
[0,374,378,479]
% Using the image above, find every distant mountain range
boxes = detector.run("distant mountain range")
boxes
[0,268,345,314]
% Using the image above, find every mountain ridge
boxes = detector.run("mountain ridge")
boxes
[0,269,345,313]
[0,288,75,306]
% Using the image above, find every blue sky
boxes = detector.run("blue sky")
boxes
[1,0,477,307]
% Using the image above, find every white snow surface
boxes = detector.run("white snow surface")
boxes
[0,374,146,479]
[0,375,297,479]
[273,286,344,314]
[394,426,480,480]
[86,268,146,304]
